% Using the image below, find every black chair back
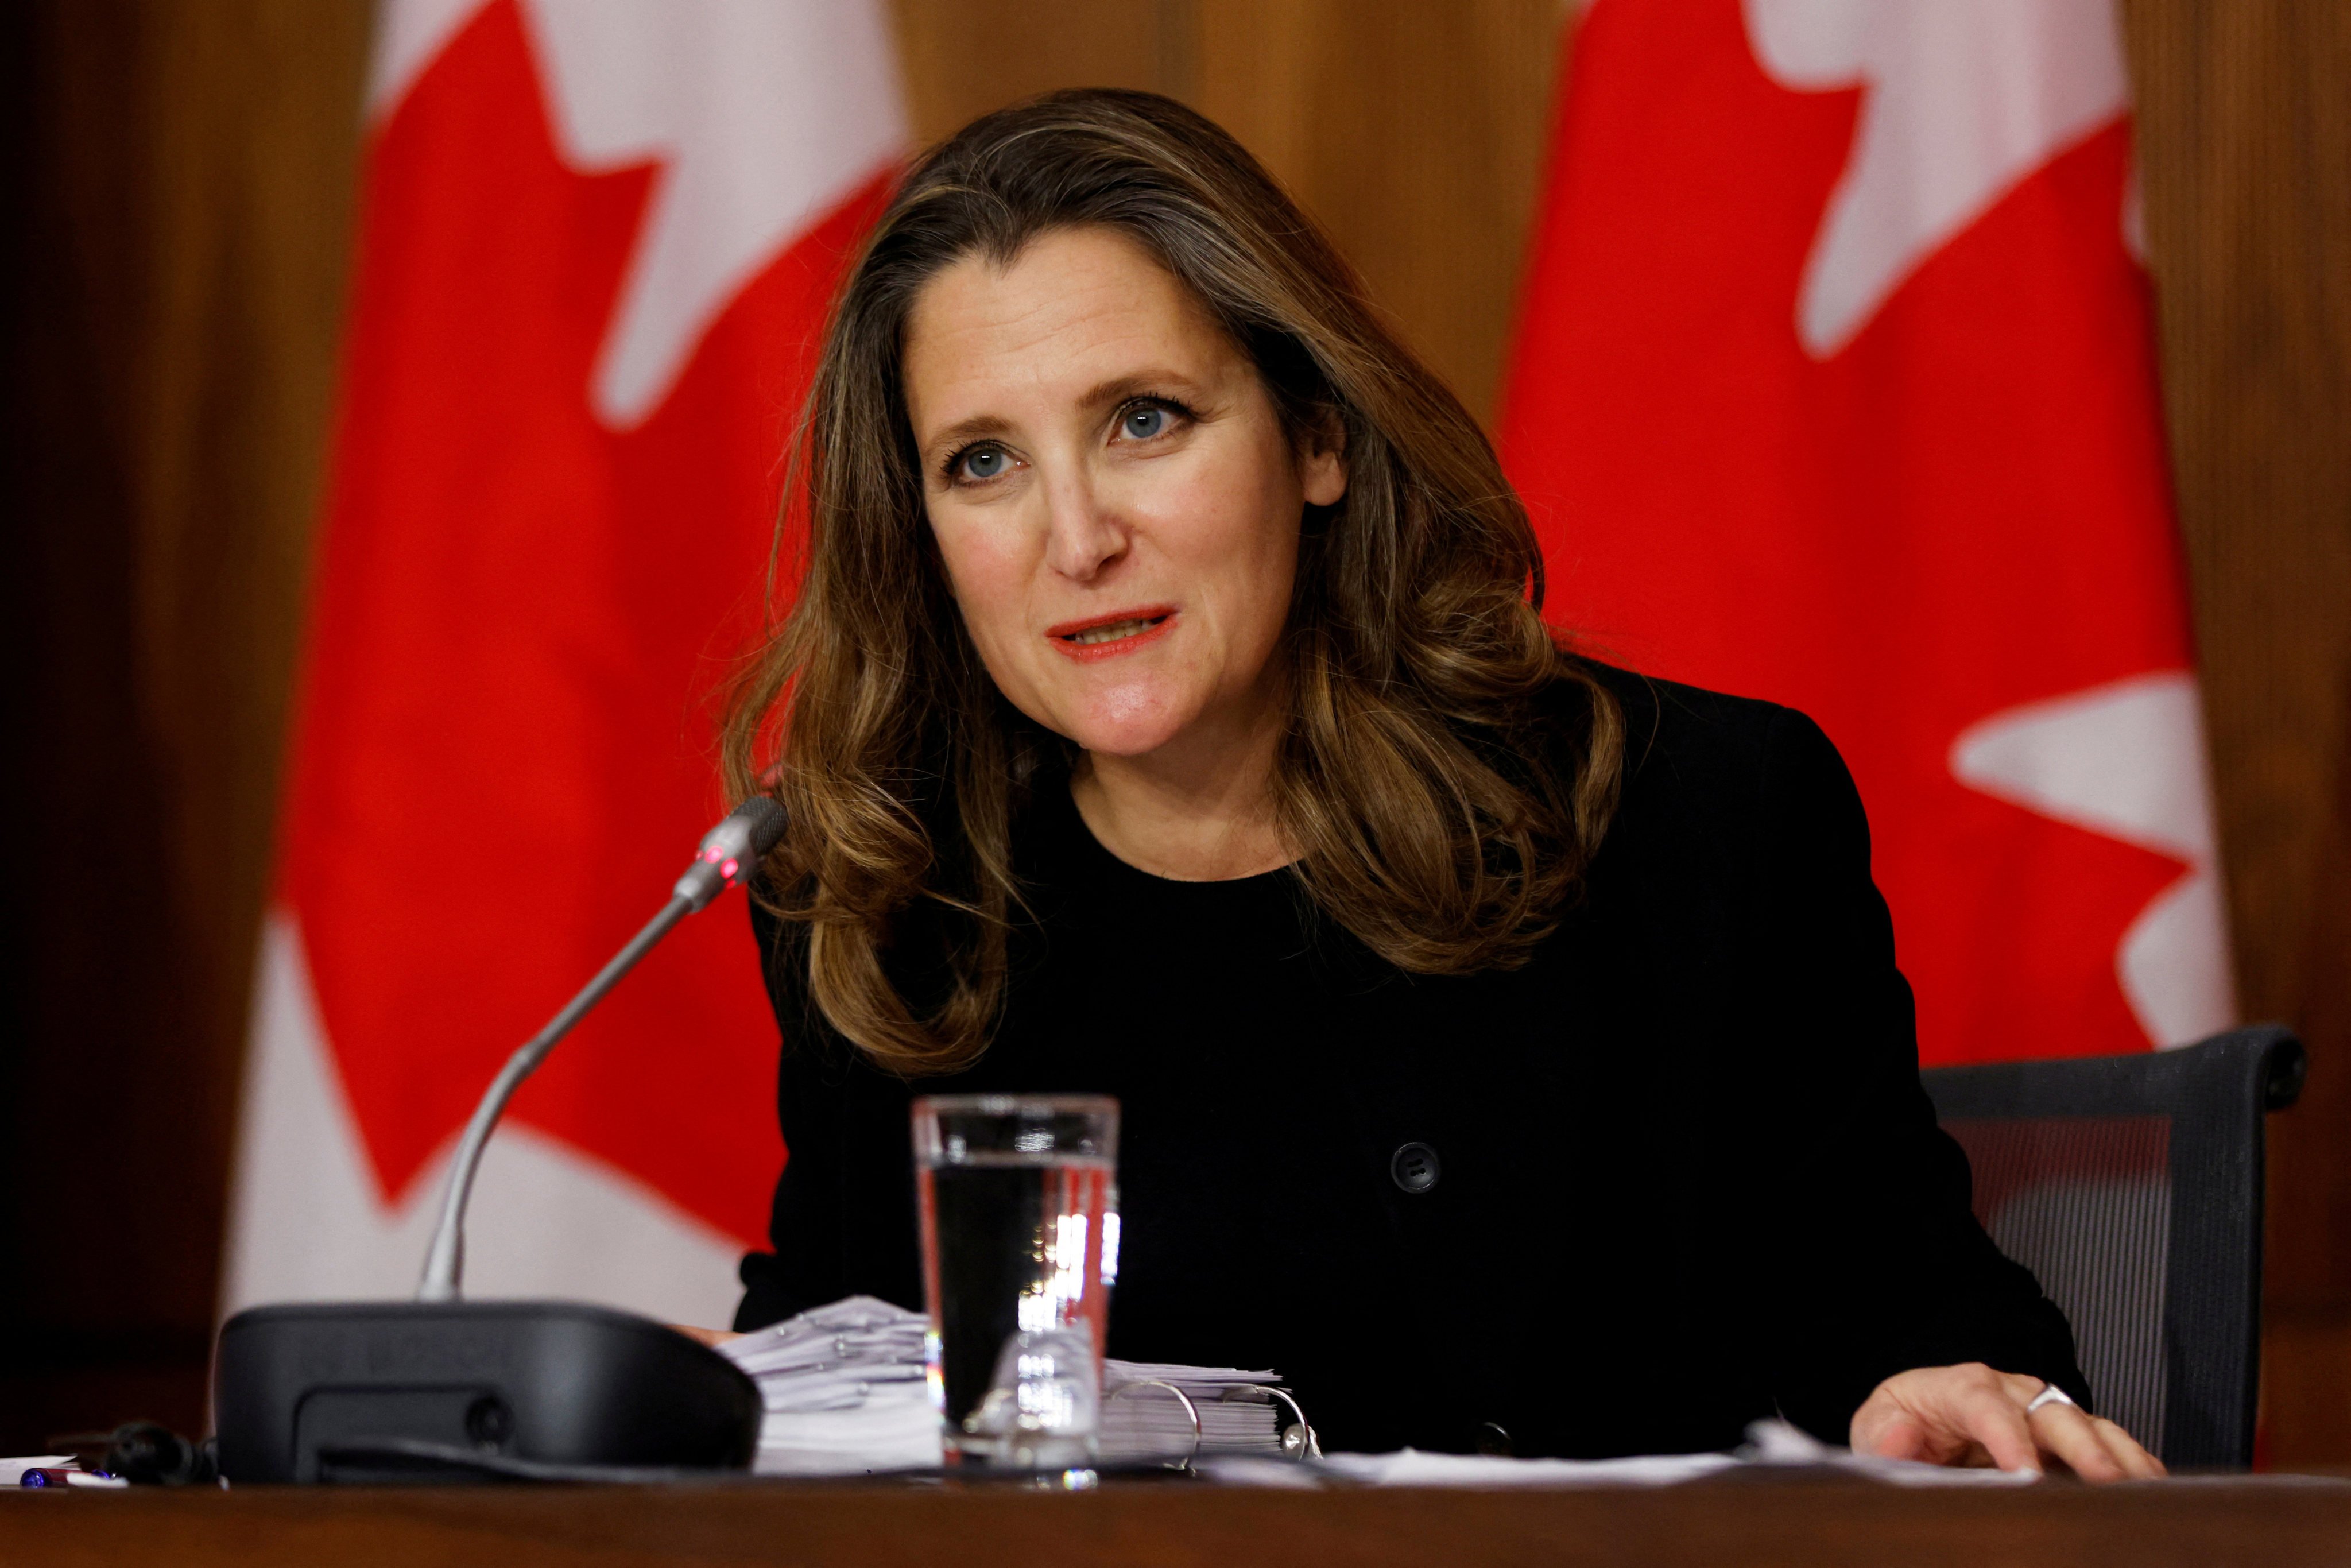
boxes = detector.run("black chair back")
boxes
[1922,1025,2304,1470]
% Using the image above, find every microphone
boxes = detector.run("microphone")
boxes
[214,798,788,1484]
[417,796,787,1302]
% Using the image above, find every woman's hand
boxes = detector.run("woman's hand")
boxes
[1850,1363,2165,1481]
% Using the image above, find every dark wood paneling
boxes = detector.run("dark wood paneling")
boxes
[1193,1,1560,426]
[0,0,367,1452]
[2123,1,2351,1039]
[888,0,1559,426]
[2120,0,2351,1458]
[889,0,1192,147]
[2267,750,2351,1457]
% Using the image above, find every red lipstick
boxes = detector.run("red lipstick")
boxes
[1045,605,1178,662]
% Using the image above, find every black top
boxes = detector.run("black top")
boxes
[736,664,2085,1456]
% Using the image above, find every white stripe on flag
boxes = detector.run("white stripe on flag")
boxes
[221,912,745,1326]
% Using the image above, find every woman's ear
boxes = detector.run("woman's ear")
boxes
[1297,411,1348,507]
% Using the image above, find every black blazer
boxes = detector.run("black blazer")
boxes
[738,662,2085,1457]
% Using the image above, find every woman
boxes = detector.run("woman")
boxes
[721,88,2160,1479]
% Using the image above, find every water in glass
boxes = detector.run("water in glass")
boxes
[913,1095,1118,1465]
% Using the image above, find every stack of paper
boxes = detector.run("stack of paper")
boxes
[719,1297,1292,1474]
[720,1297,938,1476]
[1098,1362,1291,1459]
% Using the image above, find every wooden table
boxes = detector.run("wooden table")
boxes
[4,1472,2348,1566]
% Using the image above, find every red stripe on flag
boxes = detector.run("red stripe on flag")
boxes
[283,0,889,1240]
[1502,0,2206,1063]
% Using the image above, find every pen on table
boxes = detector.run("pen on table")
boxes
[20,1468,127,1488]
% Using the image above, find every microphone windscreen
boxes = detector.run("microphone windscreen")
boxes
[734,796,788,858]
[677,796,791,911]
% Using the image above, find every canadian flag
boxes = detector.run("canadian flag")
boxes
[220,0,904,1324]
[1501,0,2234,1063]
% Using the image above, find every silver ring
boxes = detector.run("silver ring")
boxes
[1241,1385,1320,1459]
[2025,1383,2077,1415]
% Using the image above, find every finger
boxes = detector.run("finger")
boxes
[2091,1419,2163,1481]
[1850,1388,1902,1458]
[2029,1401,2125,1482]
[2088,1416,2166,1481]
[1998,1370,2052,1405]
[1857,1394,1981,1466]
[1864,1412,1932,1463]
[1951,1381,2041,1473]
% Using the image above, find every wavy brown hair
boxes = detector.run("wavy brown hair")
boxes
[723,88,1623,1074]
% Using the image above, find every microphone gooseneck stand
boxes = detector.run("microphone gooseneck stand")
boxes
[214,798,789,1484]
[416,893,692,1303]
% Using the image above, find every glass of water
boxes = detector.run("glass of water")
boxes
[912,1094,1119,1467]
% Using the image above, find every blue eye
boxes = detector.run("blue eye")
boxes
[1121,404,1168,439]
[960,446,1006,479]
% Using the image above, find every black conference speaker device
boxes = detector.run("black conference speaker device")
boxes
[214,800,785,1484]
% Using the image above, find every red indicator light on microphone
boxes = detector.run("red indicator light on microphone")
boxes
[721,858,740,881]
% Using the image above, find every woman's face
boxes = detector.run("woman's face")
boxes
[901,226,1346,760]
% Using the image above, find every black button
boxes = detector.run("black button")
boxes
[1391,1141,1440,1193]
[1476,1421,1514,1457]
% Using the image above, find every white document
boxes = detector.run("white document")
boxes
[718,1298,1292,1474]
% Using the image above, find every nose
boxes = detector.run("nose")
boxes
[1040,469,1128,583]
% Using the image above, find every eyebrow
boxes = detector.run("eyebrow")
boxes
[917,369,1212,461]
